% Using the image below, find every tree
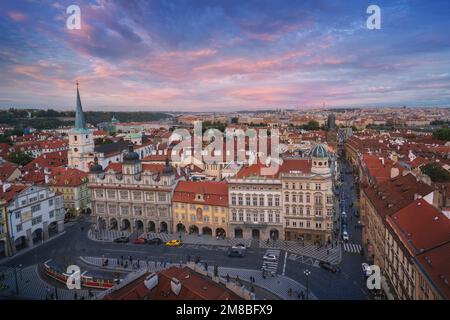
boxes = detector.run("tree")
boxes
[421,163,450,183]
[7,151,33,166]
[433,127,450,141]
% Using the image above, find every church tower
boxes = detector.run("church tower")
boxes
[68,82,94,172]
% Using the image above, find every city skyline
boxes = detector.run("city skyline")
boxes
[1,0,450,111]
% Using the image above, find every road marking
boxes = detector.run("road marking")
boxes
[282,251,287,276]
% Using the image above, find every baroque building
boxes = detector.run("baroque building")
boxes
[281,144,334,244]
[88,145,177,234]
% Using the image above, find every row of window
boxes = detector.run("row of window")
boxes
[231,211,281,223]
[284,182,322,190]
[174,203,225,213]
[284,193,333,204]
[18,192,46,207]
[94,190,168,202]
[285,206,333,217]
[174,213,226,224]
[230,194,280,207]
[285,220,331,230]
[96,204,168,217]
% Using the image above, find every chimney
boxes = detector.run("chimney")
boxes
[144,273,158,290]
[2,183,12,193]
[390,167,399,179]
[170,277,181,296]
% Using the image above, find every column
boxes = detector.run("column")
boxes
[43,221,49,241]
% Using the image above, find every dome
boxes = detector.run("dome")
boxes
[311,144,329,158]
[123,144,140,162]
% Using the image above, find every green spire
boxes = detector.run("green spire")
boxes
[75,81,86,130]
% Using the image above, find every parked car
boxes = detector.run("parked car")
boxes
[342,230,349,242]
[234,243,246,249]
[165,239,181,247]
[263,253,278,262]
[147,237,162,245]
[113,236,129,243]
[133,237,147,244]
[319,261,338,273]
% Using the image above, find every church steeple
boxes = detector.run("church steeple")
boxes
[75,81,86,130]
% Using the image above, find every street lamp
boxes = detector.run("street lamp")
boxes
[304,269,311,300]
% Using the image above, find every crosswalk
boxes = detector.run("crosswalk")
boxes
[342,243,362,253]
[259,240,341,265]
[262,249,280,274]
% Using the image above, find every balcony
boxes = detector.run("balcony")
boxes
[243,222,268,228]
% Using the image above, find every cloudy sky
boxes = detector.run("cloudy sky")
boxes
[1,0,450,111]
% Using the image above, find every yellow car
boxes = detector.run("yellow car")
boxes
[165,239,181,247]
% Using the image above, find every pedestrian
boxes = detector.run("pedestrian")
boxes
[187,255,191,263]
[226,274,230,283]
[137,259,140,268]
[327,249,330,255]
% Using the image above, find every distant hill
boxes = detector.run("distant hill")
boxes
[0,108,172,130]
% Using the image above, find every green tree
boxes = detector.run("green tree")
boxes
[433,127,450,141]
[421,163,450,183]
[8,151,33,166]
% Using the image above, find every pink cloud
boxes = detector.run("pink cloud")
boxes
[8,11,27,22]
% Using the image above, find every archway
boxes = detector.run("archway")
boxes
[215,228,226,238]
[202,226,212,236]
[97,217,107,230]
[234,227,243,238]
[160,221,168,233]
[32,228,43,245]
[270,229,279,241]
[14,236,27,251]
[48,221,58,237]
[189,225,199,235]
[121,219,131,231]
[135,220,144,232]
[109,218,118,230]
[176,223,186,232]
[251,229,260,240]
[147,221,156,232]
[0,240,6,258]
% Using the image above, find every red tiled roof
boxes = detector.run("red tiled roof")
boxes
[103,266,241,300]
[23,151,68,170]
[173,181,228,206]
[387,199,450,299]
[49,167,88,187]
[0,162,19,181]
[364,173,435,219]
[0,183,28,204]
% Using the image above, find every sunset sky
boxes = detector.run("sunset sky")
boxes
[1,0,450,111]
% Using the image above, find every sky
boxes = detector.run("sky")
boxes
[0,0,450,112]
